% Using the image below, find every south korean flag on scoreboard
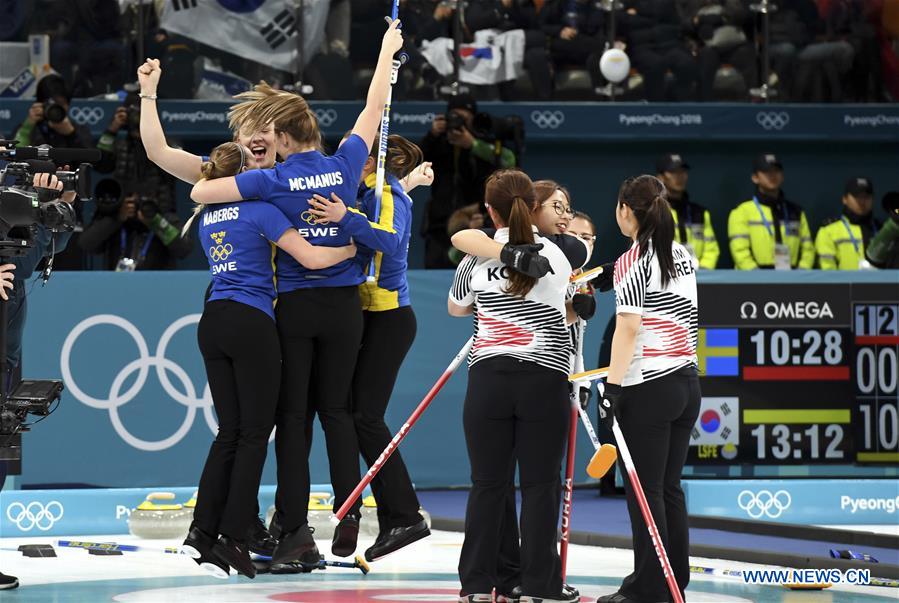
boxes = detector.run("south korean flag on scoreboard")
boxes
[691,397,739,448]
[160,0,329,72]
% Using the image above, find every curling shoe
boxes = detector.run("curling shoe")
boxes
[510,584,580,602]
[271,523,317,564]
[458,594,493,602]
[212,535,256,578]
[364,518,430,561]
[519,587,580,602]
[595,593,645,603]
[331,514,360,557]
[247,515,277,557]
[181,524,216,559]
[0,572,19,590]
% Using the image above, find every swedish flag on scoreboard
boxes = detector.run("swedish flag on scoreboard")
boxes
[697,328,739,376]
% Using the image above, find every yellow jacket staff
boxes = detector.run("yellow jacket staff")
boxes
[728,197,815,270]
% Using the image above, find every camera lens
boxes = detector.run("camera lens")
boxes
[44,102,66,124]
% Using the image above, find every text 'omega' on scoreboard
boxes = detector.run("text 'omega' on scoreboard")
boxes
[689,283,898,466]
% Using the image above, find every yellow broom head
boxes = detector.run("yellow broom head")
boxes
[587,444,617,479]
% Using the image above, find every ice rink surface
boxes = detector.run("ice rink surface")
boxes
[1,529,894,602]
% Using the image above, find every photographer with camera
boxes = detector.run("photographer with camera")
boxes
[81,88,191,270]
[420,94,519,268]
[79,185,190,271]
[11,75,92,151]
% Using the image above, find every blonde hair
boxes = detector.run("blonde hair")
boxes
[183,142,248,237]
[237,84,322,151]
[228,81,280,134]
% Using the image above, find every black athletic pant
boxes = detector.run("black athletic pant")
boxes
[193,300,280,540]
[274,286,364,533]
[617,366,701,603]
[459,358,569,598]
[352,306,422,532]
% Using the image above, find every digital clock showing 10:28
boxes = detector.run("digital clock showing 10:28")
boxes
[690,283,898,467]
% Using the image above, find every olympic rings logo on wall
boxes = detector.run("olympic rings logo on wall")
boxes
[530,110,565,130]
[209,243,233,261]
[737,489,792,519]
[60,314,275,451]
[314,108,338,127]
[69,107,106,126]
[6,501,64,531]
[756,111,790,131]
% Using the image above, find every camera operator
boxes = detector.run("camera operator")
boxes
[420,94,518,268]
[11,75,92,151]
[0,173,75,587]
[79,187,190,271]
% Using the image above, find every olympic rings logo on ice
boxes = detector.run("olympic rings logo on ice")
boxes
[738,489,791,519]
[60,314,221,452]
[6,501,64,531]
[530,110,565,130]
[69,106,105,126]
[209,243,233,261]
[756,111,790,131]
[314,108,338,127]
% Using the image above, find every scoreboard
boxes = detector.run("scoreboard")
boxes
[688,279,899,468]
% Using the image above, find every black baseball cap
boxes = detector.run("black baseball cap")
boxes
[845,177,874,197]
[446,93,477,115]
[753,153,784,172]
[656,153,690,173]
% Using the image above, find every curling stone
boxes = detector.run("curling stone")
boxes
[127,492,193,539]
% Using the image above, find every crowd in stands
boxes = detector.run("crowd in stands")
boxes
[1,0,896,102]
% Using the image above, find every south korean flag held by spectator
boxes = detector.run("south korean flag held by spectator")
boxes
[159,0,330,72]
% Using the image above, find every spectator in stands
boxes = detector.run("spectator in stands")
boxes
[680,0,756,100]
[621,0,701,101]
[12,74,92,149]
[656,153,719,269]
[768,0,855,101]
[499,0,611,99]
[815,177,880,269]
[818,0,881,102]
[419,94,517,268]
[496,0,555,99]
[728,153,815,270]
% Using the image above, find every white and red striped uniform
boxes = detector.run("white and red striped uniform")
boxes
[614,240,698,386]
[450,228,588,375]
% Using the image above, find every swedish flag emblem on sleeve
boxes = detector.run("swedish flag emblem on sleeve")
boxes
[698,329,739,376]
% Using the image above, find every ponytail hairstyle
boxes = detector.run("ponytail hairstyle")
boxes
[485,169,539,298]
[618,175,677,287]
[236,82,322,152]
[370,134,423,180]
[183,142,248,237]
